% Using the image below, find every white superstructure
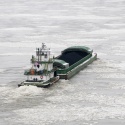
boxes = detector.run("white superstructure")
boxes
[24,43,54,82]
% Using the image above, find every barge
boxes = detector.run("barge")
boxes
[53,46,97,80]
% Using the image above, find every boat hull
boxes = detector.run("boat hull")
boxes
[18,76,59,87]
[57,53,97,80]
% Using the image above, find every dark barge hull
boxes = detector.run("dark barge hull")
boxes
[57,53,97,79]
[54,46,97,80]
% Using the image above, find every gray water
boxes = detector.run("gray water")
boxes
[0,0,125,125]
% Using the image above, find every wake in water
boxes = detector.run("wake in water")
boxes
[0,86,44,103]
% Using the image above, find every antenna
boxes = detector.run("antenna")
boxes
[40,48,41,61]
[38,48,39,61]
[42,43,45,49]
[42,43,47,50]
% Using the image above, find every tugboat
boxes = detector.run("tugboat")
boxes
[18,43,59,87]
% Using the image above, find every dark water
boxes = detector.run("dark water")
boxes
[0,0,125,125]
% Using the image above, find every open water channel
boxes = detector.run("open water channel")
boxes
[0,0,125,124]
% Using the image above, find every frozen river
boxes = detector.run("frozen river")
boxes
[0,0,125,124]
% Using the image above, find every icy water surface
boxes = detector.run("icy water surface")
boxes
[0,0,125,125]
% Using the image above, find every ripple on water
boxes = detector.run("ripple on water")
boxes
[0,86,44,103]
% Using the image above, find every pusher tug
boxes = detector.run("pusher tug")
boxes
[18,43,59,87]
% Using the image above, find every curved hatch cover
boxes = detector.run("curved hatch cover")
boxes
[56,46,93,66]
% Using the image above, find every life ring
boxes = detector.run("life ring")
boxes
[40,75,43,79]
